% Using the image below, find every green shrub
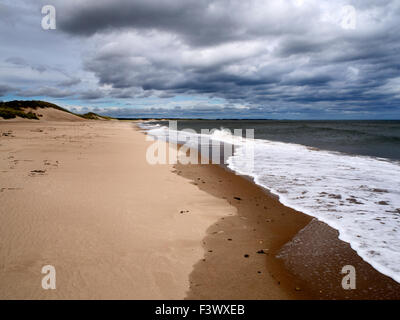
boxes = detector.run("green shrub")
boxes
[0,106,39,120]
[0,100,113,120]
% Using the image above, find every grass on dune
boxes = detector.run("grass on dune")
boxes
[80,112,114,120]
[0,100,114,120]
[0,102,40,120]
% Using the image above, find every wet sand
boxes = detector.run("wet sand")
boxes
[174,162,313,299]
[175,161,400,299]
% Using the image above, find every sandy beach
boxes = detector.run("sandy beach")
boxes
[0,118,306,299]
[2,0,400,304]
[1,117,400,299]
[0,119,236,299]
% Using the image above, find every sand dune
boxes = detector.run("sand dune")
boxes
[0,107,85,122]
[28,107,85,122]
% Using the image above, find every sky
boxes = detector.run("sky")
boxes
[0,0,400,119]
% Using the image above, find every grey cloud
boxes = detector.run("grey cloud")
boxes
[78,90,105,100]
[2,0,400,118]
[58,77,81,87]
[18,86,73,98]
[5,57,27,66]
[0,84,14,97]
[277,38,326,57]
[54,0,318,47]
[56,0,246,46]
[6,56,47,73]
[53,0,398,113]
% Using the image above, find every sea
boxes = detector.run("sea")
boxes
[139,120,400,283]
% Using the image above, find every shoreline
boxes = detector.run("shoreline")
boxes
[139,124,312,298]
[1,119,399,299]
[171,147,400,299]
[174,162,313,299]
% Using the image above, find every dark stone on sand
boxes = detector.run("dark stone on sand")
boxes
[31,170,46,173]
[244,254,249,258]
[234,197,242,201]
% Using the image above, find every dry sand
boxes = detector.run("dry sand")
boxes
[0,120,236,299]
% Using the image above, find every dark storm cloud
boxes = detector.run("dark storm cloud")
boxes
[6,57,47,73]
[55,0,310,47]
[48,0,400,115]
[277,38,326,57]
[57,77,81,87]
[18,86,73,98]
[0,84,14,97]
[57,0,216,44]
[2,0,400,118]
[78,90,105,100]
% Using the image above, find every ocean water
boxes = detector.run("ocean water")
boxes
[140,120,400,283]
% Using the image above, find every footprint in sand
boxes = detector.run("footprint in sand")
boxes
[43,160,59,167]
[0,187,23,192]
[29,169,46,177]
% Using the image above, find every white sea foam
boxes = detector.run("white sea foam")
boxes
[141,123,400,283]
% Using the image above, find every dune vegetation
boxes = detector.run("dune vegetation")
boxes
[0,100,112,120]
